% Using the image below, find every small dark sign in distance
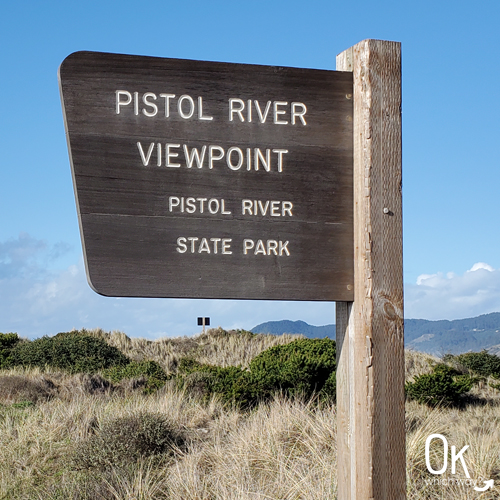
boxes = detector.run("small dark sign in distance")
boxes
[197,317,210,327]
[59,51,353,301]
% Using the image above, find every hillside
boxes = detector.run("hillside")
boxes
[405,312,500,355]
[252,313,500,355]
[251,320,335,339]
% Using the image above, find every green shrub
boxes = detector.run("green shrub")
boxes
[73,412,186,469]
[176,339,337,407]
[176,359,255,405]
[177,357,205,375]
[405,363,474,407]
[180,369,217,398]
[248,338,337,401]
[103,360,168,393]
[0,332,21,368]
[452,351,500,378]
[9,334,130,373]
[320,370,337,402]
[204,365,256,405]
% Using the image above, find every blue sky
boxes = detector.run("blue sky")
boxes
[1,1,500,339]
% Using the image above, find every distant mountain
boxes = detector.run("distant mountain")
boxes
[251,313,500,356]
[251,320,335,339]
[405,313,500,355]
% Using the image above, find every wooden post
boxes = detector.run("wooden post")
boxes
[336,40,405,499]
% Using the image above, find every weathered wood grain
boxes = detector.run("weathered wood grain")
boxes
[59,52,354,300]
[336,40,405,500]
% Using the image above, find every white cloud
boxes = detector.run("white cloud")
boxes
[0,234,335,339]
[406,263,500,320]
[468,262,494,273]
[4,235,499,338]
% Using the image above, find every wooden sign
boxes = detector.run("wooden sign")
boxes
[59,51,353,301]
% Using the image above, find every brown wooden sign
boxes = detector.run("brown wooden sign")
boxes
[59,51,353,301]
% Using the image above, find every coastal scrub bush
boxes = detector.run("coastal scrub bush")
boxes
[449,351,500,378]
[176,358,256,406]
[8,334,130,373]
[176,338,337,406]
[0,332,21,368]
[248,338,337,401]
[405,363,475,407]
[103,360,168,393]
[73,412,186,469]
[0,375,57,403]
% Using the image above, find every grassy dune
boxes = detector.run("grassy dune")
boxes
[1,329,499,499]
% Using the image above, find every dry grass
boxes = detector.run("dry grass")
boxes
[1,332,500,499]
[406,401,500,499]
[72,327,304,373]
[405,349,441,381]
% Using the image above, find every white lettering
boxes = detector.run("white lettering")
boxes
[267,240,278,255]
[133,91,139,115]
[176,237,187,253]
[116,90,132,114]
[292,102,307,125]
[273,101,288,124]
[226,147,244,170]
[221,200,231,214]
[451,445,470,478]
[272,149,288,172]
[208,199,219,214]
[279,240,290,256]
[166,144,181,167]
[184,145,207,168]
[169,197,231,215]
[137,142,155,166]
[142,92,158,117]
[210,238,221,254]
[243,239,290,256]
[178,95,195,119]
[254,148,271,171]
[198,238,211,253]
[198,96,213,121]
[229,98,245,122]
[282,201,293,216]
[243,239,254,255]
[196,198,207,213]
[270,201,280,216]
[255,240,266,255]
[426,434,448,475]
[258,200,269,215]
[222,239,232,254]
[169,197,180,212]
[188,237,199,253]
[209,145,225,169]
[241,200,293,216]
[254,100,271,123]
[159,93,175,117]
[185,197,196,214]
[177,236,232,254]
[242,200,253,215]
[136,142,287,172]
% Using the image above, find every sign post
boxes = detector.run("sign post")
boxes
[59,41,405,499]
[197,317,210,334]
[336,40,405,499]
